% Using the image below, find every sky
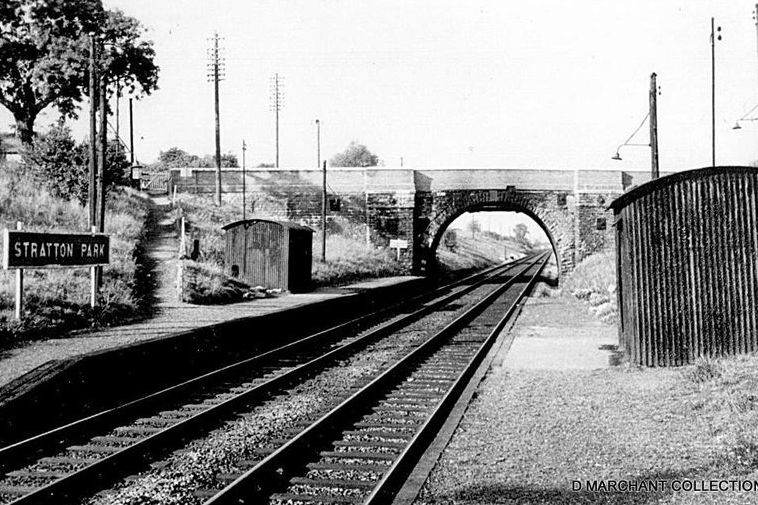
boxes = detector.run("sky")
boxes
[4,0,758,171]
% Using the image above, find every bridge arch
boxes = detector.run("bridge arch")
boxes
[415,189,575,276]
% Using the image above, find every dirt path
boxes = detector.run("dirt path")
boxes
[144,194,180,310]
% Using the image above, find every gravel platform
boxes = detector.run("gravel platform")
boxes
[413,295,757,505]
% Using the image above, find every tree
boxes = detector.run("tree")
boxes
[467,218,482,239]
[443,229,457,252]
[0,1,158,145]
[513,223,530,247]
[24,122,128,203]
[155,148,238,169]
[330,141,379,167]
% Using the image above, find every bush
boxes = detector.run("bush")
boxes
[181,261,247,305]
[23,122,130,204]
[564,251,618,324]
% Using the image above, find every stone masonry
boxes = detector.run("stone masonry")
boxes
[169,167,654,279]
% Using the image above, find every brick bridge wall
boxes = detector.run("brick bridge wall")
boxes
[169,168,651,277]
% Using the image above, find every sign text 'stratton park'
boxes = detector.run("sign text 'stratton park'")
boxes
[3,230,110,269]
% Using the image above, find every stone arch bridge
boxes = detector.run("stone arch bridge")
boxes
[170,167,654,277]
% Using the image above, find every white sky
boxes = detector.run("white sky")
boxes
[5,0,758,171]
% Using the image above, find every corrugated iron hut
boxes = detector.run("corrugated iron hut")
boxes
[610,166,758,366]
[222,219,314,293]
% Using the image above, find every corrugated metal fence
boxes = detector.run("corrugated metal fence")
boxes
[610,166,758,366]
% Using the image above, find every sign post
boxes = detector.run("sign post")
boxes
[389,238,408,261]
[90,226,97,308]
[3,228,110,318]
[14,222,23,319]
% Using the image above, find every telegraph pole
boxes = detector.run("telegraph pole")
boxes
[316,119,321,169]
[711,18,721,168]
[208,32,225,206]
[242,139,247,221]
[270,74,283,167]
[89,35,97,230]
[322,160,327,262]
[649,72,659,179]
[98,75,107,234]
[129,98,134,165]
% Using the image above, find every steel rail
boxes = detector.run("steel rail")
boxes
[0,257,525,472]
[364,253,549,504]
[0,258,534,505]
[203,253,547,505]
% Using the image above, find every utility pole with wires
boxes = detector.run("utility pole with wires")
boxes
[207,32,225,206]
[711,18,721,168]
[315,119,321,170]
[242,139,247,221]
[88,34,98,231]
[649,72,659,179]
[270,73,284,167]
[321,159,327,262]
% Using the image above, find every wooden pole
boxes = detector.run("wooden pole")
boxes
[89,35,97,230]
[649,72,659,179]
[321,160,327,262]
[129,98,134,165]
[14,222,23,320]
[711,17,717,168]
[213,33,222,206]
[90,225,97,308]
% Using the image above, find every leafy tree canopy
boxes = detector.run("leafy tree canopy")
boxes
[24,122,129,203]
[0,0,159,144]
[330,141,380,167]
[154,147,238,169]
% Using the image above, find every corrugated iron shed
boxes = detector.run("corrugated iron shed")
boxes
[222,219,314,293]
[610,166,758,366]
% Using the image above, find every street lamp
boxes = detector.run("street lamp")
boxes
[611,142,651,161]
[611,113,650,160]
[733,103,758,129]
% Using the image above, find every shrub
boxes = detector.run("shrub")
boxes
[23,122,130,204]
[181,261,247,305]
[686,356,725,383]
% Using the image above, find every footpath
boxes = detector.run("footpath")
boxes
[0,195,414,389]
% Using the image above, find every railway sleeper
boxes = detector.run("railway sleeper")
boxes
[270,492,363,504]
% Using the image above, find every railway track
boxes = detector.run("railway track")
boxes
[0,256,542,505]
[201,252,549,505]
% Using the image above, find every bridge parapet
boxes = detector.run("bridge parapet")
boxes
[168,167,643,279]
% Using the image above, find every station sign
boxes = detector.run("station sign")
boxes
[3,230,110,269]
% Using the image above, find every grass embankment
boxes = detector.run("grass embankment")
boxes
[557,250,617,324]
[0,164,152,350]
[436,230,532,274]
[173,193,403,303]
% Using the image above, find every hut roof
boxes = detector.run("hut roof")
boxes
[221,218,314,232]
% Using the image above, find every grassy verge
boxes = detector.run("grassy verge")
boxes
[436,231,530,273]
[172,193,404,302]
[0,164,152,349]
[685,355,758,474]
